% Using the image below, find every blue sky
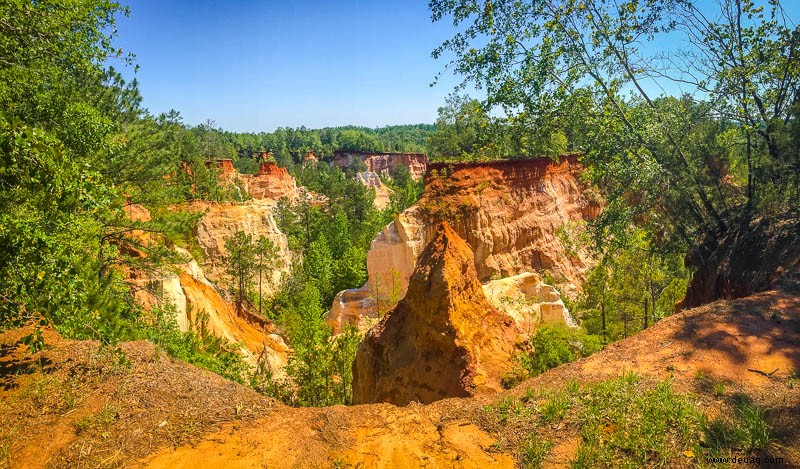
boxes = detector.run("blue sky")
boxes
[115,1,462,132]
[115,1,799,133]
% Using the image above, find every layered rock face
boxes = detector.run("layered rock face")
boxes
[680,215,800,309]
[352,223,519,405]
[329,155,600,332]
[482,272,577,337]
[127,247,289,371]
[205,159,236,178]
[124,165,299,372]
[331,151,428,180]
[240,162,299,200]
[192,199,292,292]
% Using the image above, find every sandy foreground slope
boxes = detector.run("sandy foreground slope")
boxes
[1,289,798,468]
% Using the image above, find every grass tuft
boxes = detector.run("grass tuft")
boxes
[521,434,553,468]
[705,395,771,452]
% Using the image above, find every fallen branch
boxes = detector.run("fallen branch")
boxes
[747,368,779,377]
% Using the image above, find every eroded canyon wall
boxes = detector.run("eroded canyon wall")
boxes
[125,162,301,370]
[329,155,600,332]
[331,151,428,180]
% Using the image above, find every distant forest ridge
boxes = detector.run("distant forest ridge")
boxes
[223,124,436,164]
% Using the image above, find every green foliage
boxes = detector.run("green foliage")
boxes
[0,0,234,353]
[222,231,281,317]
[539,389,572,424]
[74,402,119,435]
[276,163,386,306]
[502,325,600,389]
[521,434,554,469]
[523,325,600,377]
[573,375,704,468]
[485,375,745,467]
[258,277,361,406]
[265,153,404,406]
[135,306,249,384]
[429,0,800,327]
[483,397,530,424]
[224,231,257,307]
[384,165,424,213]
[704,395,772,453]
[577,229,689,343]
[336,129,384,153]
[225,124,435,165]
[427,94,569,161]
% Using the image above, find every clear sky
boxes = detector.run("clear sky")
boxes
[115,1,799,133]
[115,1,462,132]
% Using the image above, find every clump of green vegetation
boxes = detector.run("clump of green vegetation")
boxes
[22,375,80,415]
[502,325,601,388]
[704,395,771,453]
[483,397,530,424]
[574,373,703,467]
[74,403,119,435]
[484,374,774,467]
[787,372,798,389]
[538,390,571,424]
[521,434,554,468]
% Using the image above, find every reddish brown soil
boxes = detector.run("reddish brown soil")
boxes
[1,289,798,468]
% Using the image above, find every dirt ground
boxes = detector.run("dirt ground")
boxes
[1,289,798,468]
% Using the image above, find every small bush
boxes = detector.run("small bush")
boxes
[503,325,601,388]
[539,391,571,423]
[483,397,529,424]
[522,325,601,376]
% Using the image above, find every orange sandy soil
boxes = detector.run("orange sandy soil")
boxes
[1,289,798,468]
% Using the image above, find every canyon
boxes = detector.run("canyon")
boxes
[7,153,800,468]
[124,154,604,394]
[328,155,602,334]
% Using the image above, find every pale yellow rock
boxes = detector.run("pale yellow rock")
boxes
[194,199,292,295]
[355,171,393,210]
[482,272,577,338]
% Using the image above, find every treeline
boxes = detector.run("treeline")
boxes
[222,124,435,172]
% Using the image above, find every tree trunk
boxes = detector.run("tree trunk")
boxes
[601,287,607,344]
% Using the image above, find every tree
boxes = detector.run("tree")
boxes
[224,231,256,312]
[430,0,800,248]
[254,236,281,318]
[427,95,491,160]
[336,129,384,153]
[0,0,141,345]
[304,235,334,303]
[578,229,689,343]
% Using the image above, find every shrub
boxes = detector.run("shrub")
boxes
[509,325,601,384]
